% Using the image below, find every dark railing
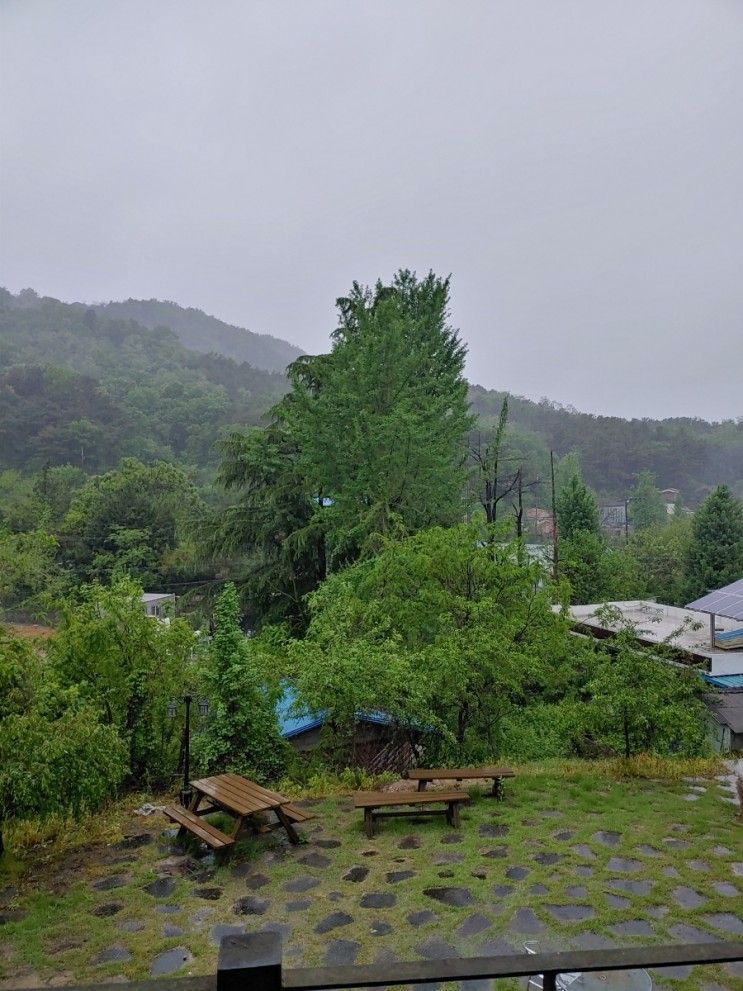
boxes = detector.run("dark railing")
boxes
[28,934,743,991]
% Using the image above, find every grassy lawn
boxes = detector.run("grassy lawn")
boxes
[0,763,741,991]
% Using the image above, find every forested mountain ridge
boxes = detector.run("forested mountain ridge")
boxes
[0,288,287,473]
[2,286,742,504]
[95,297,303,372]
[470,385,743,505]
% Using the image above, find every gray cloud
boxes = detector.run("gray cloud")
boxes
[2,0,742,419]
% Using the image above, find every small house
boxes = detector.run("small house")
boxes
[140,592,175,621]
[703,676,743,752]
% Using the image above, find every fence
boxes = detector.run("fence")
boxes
[33,934,743,991]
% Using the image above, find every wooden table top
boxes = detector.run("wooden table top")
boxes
[190,773,287,817]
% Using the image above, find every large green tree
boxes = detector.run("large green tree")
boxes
[556,474,600,541]
[683,484,743,601]
[287,524,576,762]
[630,471,667,530]
[216,271,474,627]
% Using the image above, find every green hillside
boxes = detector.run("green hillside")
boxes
[96,297,302,372]
[0,288,288,473]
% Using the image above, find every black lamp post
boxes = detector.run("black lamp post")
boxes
[168,694,209,807]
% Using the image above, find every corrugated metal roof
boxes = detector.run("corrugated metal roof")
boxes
[687,579,743,621]
[276,685,395,739]
[705,689,743,733]
[703,673,743,689]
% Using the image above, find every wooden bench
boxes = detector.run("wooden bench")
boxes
[407,766,516,799]
[354,790,470,837]
[164,805,234,852]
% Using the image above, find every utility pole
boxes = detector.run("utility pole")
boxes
[624,499,630,543]
[550,450,558,581]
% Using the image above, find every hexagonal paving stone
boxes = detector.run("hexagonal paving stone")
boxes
[193,887,222,900]
[553,829,574,840]
[687,859,711,872]
[162,924,184,937]
[480,847,507,859]
[361,849,379,857]
[94,944,132,965]
[635,845,662,858]
[434,852,465,865]
[324,940,361,965]
[609,920,654,937]
[663,838,690,850]
[441,833,464,844]
[608,879,654,895]
[509,908,545,934]
[546,904,595,923]
[703,913,743,935]
[565,886,587,899]
[361,892,396,909]
[479,824,509,838]
[492,885,513,898]
[92,902,123,917]
[456,913,491,938]
[662,866,681,879]
[245,873,270,890]
[154,905,180,915]
[92,875,129,892]
[713,882,739,897]
[408,909,438,927]
[315,912,354,934]
[606,857,642,873]
[424,887,474,907]
[299,852,331,869]
[284,875,319,893]
[571,845,596,860]
[471,869,487,880]
[438,870,455,879]
[505,866,529,881]
[399,836,421,849]
[209,924,244,945]
[370,920,392,936]
[605,894,631,910]
[529,884,548,896]
[232,896,269,916]
[151,947,193,976]
[343,867,369,883]
[669,923,717,943]
[671,886,706,909]
[532,853,560,866]
[574,932,616,950]
[416,938,457,960]
[315,838,342,849]
[143,878,177,898]
[286,899,311,913]
[387,870,416,883]
[118,919,145,933]
[592,831,621,848]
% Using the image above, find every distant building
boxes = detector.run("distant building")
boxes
[525,507,554,539]
[276,686,424,774]
[141,592,175,621]
[661,488,680,515]
[599,504,627,534]
[703,675,743,752]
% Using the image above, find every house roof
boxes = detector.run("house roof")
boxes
[275,685,395,739]
[687,579,743,622]
[704,689,743,734]
[141,592,175,603]
[704,673,743,689]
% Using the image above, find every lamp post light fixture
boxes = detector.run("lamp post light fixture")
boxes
[167,694,209,807]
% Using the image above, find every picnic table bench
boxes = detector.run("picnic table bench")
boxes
[407,766,516,799]
[164,773,313,854]
[354,790,470,837]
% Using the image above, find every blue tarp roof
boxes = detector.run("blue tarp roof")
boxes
[703,673,743,690]
[276,685,395,739]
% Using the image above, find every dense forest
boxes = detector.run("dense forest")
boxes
[2,287,742,506]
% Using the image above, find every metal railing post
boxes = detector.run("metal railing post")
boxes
[542,972,557,991]
[217,932,282,991]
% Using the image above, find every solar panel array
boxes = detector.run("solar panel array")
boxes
[687,578,743,621]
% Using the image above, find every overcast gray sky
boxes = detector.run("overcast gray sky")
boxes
[2,1,742,421]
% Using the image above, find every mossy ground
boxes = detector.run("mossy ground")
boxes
[0,764,740,990]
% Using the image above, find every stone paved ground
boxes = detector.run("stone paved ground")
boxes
[0,767,741,990]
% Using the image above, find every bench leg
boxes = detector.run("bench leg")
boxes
[177,792,203,841]
[364,808,375,838]
[451,802,461,828]
[493,777,504,801]
[417,780,427,792]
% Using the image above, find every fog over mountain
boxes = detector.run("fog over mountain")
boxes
[2,1,743,419]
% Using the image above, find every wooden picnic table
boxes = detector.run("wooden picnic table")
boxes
[407,766,516,799]
[165,773,312,852]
